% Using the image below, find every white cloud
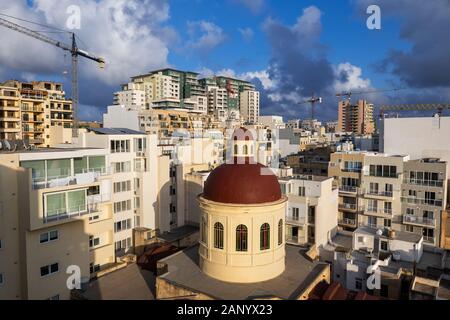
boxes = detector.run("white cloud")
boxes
[0,0,172,86]
[238,27,254,41]
[333,62,372,93]
[186,20,226,54]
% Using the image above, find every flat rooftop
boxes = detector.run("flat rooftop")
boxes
[279,175,332,182]
[79,264,155,300]
[355,226,422,243]
[158,244,329,300]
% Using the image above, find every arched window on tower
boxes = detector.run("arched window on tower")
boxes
[234,144,239,155]
[201,216,208,245]
[260,223,270,250]
[214,222,224,249]
[243,144,248,155]
[236,225,248,251]
[278,219,283,245]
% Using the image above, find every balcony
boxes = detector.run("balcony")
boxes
[403,215,436,227]
[365,190,394,198]
[339,185,363,195]
[21,105,44,112]
[338,218,357,227]
[401,197,443,207]
[43,202,106,224]
[286,216,306,225]
[339,203,364,212]
[32,167,110,190]
[403,178,444,188]
[423,236,435,244]
[365,207,393,217]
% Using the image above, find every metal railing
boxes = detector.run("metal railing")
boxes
[339,218,357,226]
[44,205,89,223]
[401,197,443,207]
[366,207,393,216]
[286,216,306,225]
[423,236,434,244]
[342,168,362,173]
[339,185,359,193]
[403,178,444,187]
[366,190,393,197]
[403,215,436,227]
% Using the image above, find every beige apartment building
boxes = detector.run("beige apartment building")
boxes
[240,90,260,124]
[0,80,73,147]
[329,151,449,248]
[401,158,449,247]
[0,147,114,300]
[337,99,375,134]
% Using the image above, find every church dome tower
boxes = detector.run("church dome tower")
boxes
[198,127,287,283]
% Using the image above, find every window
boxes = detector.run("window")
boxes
[368,199,378,212]
[405,225,414,233]
[110,140,130,153]
[114,200,131,213]
[298,186,305,197]
[89,236,100,248]
[113,161,131,173]
[358,236,366,244]
[201,217,208,245]
[260,223,270,250]
[355,278,363,290]
[278,219,283,245]
[406,208,414,215]
[369,165,397,178]
[0,273,4,286]
[384,219,391,228]
[368,216,377,227]
[292,207,299,220]
[243,145,248,155]
[114,219,132,232]
[236,225,248,252]
[113,181,131,193]
[234,144,238,155]
[40,263,59,277]
[214,222,224,249]
[0,239,3,250]
[380,240,388,251]
[40,230,59,244]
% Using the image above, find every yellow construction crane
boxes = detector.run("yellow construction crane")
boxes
[0,14,105,138]
[379,104,450,118]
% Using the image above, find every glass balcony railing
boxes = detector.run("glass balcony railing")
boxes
[403,215,436,227]
[32,167,110,190]
[403,178,444,187]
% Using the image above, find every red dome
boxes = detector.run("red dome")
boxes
[203,162,282,204]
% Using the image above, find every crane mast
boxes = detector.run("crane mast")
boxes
[0,16,105,138]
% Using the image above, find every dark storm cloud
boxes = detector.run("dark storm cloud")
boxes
[356,0,450,88]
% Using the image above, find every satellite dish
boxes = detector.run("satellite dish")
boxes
[376,229,383,236]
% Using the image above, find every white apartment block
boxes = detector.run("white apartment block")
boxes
[73,128,163,256]
[0,146,114,299]
[279,175,338,247]
[258,115,285,129]
[113,82,146,110]
[240,90,260,124]
[207,86,228,122]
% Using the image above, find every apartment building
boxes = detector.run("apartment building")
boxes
[0,146,114,300]
[240,90,260,124]
[206,86,228,122]
[73,128,164,257]
[258,115,285,129]
[329,152,408,233]
[279,175,338,247]
[401,158,449,247]
[113,82,146,110]
[0,80,73,147]
[329,151,450,249]
[337,99,375,134]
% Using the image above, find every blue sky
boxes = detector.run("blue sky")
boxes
[1,0,449,121]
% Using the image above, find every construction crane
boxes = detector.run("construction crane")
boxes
[0,15,105,138]
[298,94,322,120]
[379,103,450,118]
[336,88,406,101]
